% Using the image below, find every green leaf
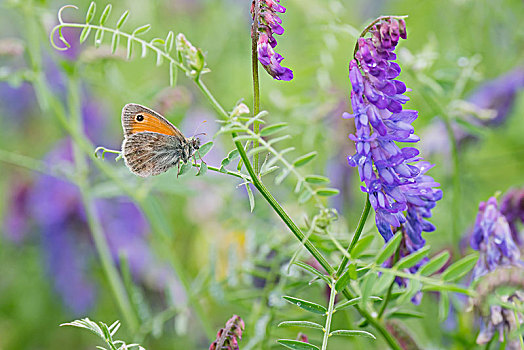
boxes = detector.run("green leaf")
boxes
[373,271,395,295]
[293,152,317,167]
[99,4,112,25]
[165,31,174,52]
[292,261,330,284]
[268,134,291,145]
[116,10,129,29]
[294,180,303,194]
[277,339,319,350]
[233,135,258,142]
[329,330,376,339]
[245,184,255,212]
[298,188,313,204]
[441,253,479,282]
[94,28,104,48]
[419,250,450,276]
[283,296,327,315]
[260,123,288,136]
[387,309,425,319]
[79,27,92,44]
[133,24,152,35]
[228,149,240,161]
[350,235,374,258]
[394,245,430,270]
[438,291,449,321]
[396,279,422,305]
[335,268,352,292]
[178,162,192,176]
[247,146,267,158]
[361,272,378,304]
[111,32,120,54]
[304,175,330,184]
[277,321,323,330]
[196,162,207,176]
[275,168,291,185]
[198,141,213,157]
[315,188,340,197]
[260,166,279,177]
[85,2,96,24]
[334,296,381,311]
[221,158,230,167]
[126,37,133,59]
[150,38,165,46]
[375,231,402,265]
[169,61,177,87]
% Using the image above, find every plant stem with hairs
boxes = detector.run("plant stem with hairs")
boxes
[321,280,337,350]
[336,196,371,278]
[251,0,261,174]
[195,77,402,350]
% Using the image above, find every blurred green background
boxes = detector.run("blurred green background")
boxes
[0,0,523,348]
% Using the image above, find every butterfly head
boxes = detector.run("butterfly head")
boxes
[188,136,201,151]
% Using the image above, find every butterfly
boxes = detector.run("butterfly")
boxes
[121,103,203,177]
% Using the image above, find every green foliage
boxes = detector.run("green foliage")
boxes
[0,0,523,349]
[60,318,145,350]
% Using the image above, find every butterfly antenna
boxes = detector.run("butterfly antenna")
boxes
[192,120,207,137]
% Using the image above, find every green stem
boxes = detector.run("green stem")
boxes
[335,195,371,278]
[195,77,333,274]
[341,288,401,350]
[196,78,402,350]
[252,0,261,175]
[377,247,400,319]
[321,281,337,350]
[66,71,138,331]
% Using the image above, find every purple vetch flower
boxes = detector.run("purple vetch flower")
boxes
[345,18,441,244]
[470,197,523,280]
[251,0,293,81]
[209,315,245,350]
[500,188,524,246]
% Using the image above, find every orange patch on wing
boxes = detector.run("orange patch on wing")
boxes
[130,112,177,136]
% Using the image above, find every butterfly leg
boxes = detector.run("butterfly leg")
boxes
[197,150,207,165]
[177,161,181,178]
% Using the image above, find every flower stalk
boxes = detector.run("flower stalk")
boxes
[251,0,262,174]
[321,281,337,350]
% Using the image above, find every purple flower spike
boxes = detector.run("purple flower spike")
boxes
[500,188,524,246]
[470,196,523,280]
[252,0,293,81]
[345,18,441,243]
[209,315,245,350]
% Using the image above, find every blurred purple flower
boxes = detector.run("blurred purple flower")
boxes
[251,0,293,81]
[468,67,524,126]
[421,66,524,156]
[500,188,524,246]
[0,82,37,124]
[345,18,441,243]
[470,197,523,280]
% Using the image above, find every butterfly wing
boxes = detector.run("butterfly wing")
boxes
[122,132,186,177]
[121,103,186,141]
